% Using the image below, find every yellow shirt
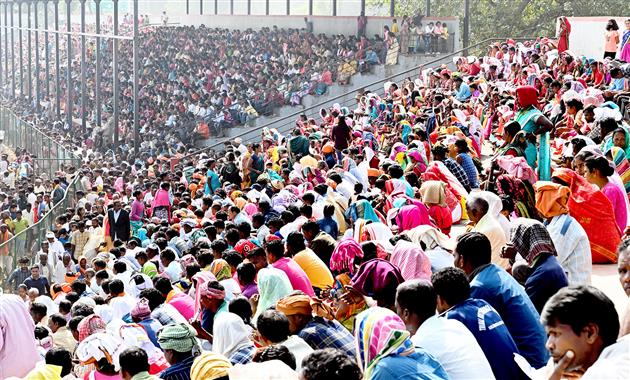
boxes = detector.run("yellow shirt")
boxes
[391,23,399,33]
[293,248,334,289]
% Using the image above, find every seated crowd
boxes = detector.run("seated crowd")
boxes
[1,28,630,380]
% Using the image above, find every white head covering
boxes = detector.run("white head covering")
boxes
[213,312,254,359]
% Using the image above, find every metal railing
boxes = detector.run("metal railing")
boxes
[0,106,81,286]
[179,37,523,162]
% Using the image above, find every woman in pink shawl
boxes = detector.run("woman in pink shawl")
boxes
[191,271,217,319]
[243,202,258,217]
[151,182,172,221]
[389,239,432,281]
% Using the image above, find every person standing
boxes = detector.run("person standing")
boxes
[557,17,571,54]
[357,12,367,37]
[620,18,630,63]
[107,197,130,242]
[604,19,620,59]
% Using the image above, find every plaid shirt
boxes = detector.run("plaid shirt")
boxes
[443,158,471,190]
[298,317,356,358]
[229,344,256,365]
[7,268,30,290]
[151,303,188,327]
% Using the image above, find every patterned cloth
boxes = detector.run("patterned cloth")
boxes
[354,307,415,379]
[209,259,232,281]
[228,345,256,365]
[158,323,199,353]
[151,303,188,326]
[77,315,106,343]
[299,317,356,358]
[457,153,479,188]
[545,213,592,286]
[329,238,363,275]
[510,218,557,265]
[442,157,470,190]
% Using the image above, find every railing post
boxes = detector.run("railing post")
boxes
[27,0,32,103]
[65,0,72,128]
[133,0,139,157]
[113,0,119,148]
[309,0,312,16]
[9,1,15,99]
[17,0,23,98]
[54,0,60,118]
[44,0,50,99]
[0,0,3,89]
[247,0,250,15]
[286,0,289,15]
[34,0,40,113]
[95,0,101,127]
[332,0,336,16]
[2,2,7,94]
[80,0,86,133]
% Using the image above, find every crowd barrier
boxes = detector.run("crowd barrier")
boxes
[0,107,81,285]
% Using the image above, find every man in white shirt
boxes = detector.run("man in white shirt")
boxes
[396,279,495,380]
[45,232,65,263]
[534,286,628,380]
[108,278,137,320]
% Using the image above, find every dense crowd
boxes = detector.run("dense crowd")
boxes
[0,17,630,380]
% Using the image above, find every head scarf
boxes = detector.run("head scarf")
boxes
[534,181,570,218]
[254,267,293,324]
[351,259,404,300]
[210,259,232,281]
[419,181,446,206]
[355,307,415,379]
[212,312,254,359]
[275,294,312,316]
[158,323,199,353]
[610,146,630,194]
[345,199,380,224]
[191,352,232,380]
[22,363,63,380]
[199,281,226,301]
[130,297,152,320]
[330,238,364,275]
[510,219,557,265]
[193,271,217,317]
[390,240,432,281]
[516,85,538,108]
[227,360,299,380]
[77,314,106,342]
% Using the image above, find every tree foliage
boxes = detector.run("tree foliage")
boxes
[367,0,629,44]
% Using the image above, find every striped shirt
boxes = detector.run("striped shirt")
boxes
[443,157,471,191]
[298,317,356,358]
[545,214,592,285]
[457,153,479,189]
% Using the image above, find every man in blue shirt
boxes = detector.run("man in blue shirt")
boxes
[157,323,199,380]
[432,267,526,379]
[453,232,549,369]
[23,266,50,296]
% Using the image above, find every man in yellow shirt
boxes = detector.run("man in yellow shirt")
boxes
[286,231,334,292]
[391,19,399,34]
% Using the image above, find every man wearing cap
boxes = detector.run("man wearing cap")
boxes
[107,197,131,242]
[158,323,200,380]
[46,231,66,263]
[192,280,228,339]
[276,294,356,358]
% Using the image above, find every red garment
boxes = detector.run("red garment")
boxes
[427,205,452,236]
[552,168,620,263]
[557,17,571,53]
[516,86,539,108]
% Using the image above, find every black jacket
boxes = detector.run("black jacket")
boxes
[107,208,130,242]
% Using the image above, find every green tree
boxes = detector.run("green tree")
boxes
[367,0,629,45]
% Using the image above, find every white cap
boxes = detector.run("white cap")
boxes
[45,231,55,238]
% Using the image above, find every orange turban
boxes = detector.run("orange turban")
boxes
[276,295,312,316]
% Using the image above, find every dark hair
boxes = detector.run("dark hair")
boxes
[617,236,630,257]
[606,19,619,30]
[257,310,290,343]
[113,260,127,274]
[395,280,436,322]
[566,98,583,111]
[253,345,296,370]
[223,250,244,268]
[504,121,521,138]
[35,325,49,339]
[30,302,47,316]
[139,288,166,310]
[456,232,492,268]
[68,316,85,332]
[323,204,335,218]
[265,239,286,259]
[431,267,471,306]
[541,286,619,348]
[236,262,256,284]
[160,247,176,262]
[286,232,307,252]
[50,313,67,327]
[46,347,73,376]
[229,296,253,325]
[108,279,125,295]
[584,155,614,177]
[454,138,470,153]
[301,348,362,380]
[119,347,150,376]
[155,276,175,296]
[211,239,228,254]
[71,303,94,317]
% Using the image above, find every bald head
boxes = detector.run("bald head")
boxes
[466,195,489,224]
